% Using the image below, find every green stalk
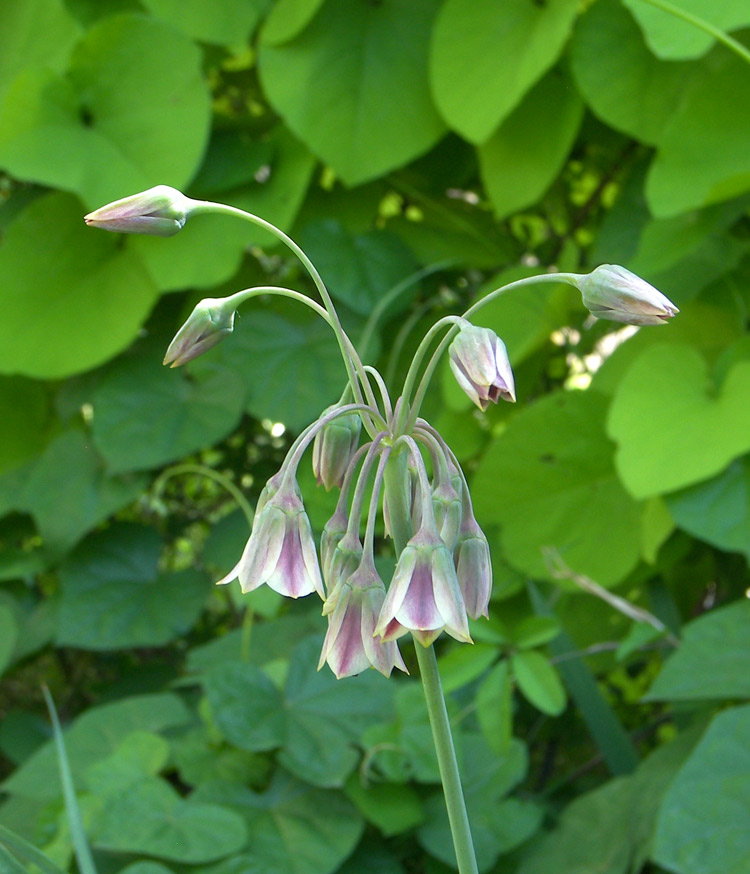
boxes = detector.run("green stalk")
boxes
[382,456,478,874]
[190,202,379,417]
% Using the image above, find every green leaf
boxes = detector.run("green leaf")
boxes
[344,774,424,836]
[279,636,394,787]
[0,377,51,476]
[645,600,750,702]
[0,0,80,103]
[479,68,584,219]
[472,389,642,587]
[261,0,327,45]
[204,662,285,752]
[57,523,211,650]
[666,456,750,560]
[418,735,541,869]
[607,344,750,499]
[193,773,364,874]
[93,777,247,863]
[85,732,170,797]
[0,193,159,379]
[0,607,18,679]
[91,340,246,474]
[570,0,692,145]
[141,0,270,45]
[0,14,210,207]
[297,220,418,317]
[511,616,562,650]
[653,705,750,874]
[476,660,513,755]
[646,43,750,216]
[0,824,70,874]
[436,644,498,694]
[430,0,579,144]
[208,303,346,432]
[518,725,701,874]
[511,650,566,716]
[0,429,146,555]
[259,0,446,185]
[2,693,191,800]
[622,0,750,59]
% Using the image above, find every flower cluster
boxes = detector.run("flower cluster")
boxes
[85,186,679,680]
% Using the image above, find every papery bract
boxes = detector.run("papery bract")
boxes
[578,264,678,326]
[84,185,193,237]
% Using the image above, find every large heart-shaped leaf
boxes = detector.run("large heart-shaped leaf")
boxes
[57,523,212,650]
[0,193,158,379]
[259,0,445,185]
[430,0,579,143]
[472,389,642,587]
[607,344,750,499]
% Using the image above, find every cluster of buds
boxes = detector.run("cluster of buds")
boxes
[85,186,679,680]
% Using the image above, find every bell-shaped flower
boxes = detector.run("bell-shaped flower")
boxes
[319,560,408,679]
[312,408,362,491]
[454,514,492,620]
[163,297,236,367]
[375,525,471,647]
[217,482,323,599]
[578,265,678,326]
[449,325,516,411]
[84,185,193,237]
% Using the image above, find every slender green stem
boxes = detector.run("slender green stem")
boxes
[190,201,380,418]
[637,0,750,65]
[414,644,479,874]
[153,463,254,526]
[404,273,579,431]
[225,285,332,325]
[382,456,478,874]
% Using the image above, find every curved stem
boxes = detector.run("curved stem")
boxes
[153,463,254,526]
[189,201,381,421]
[225,285,332,325]
[405,273,579,431]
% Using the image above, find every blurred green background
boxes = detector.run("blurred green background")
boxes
[1,1,750,872]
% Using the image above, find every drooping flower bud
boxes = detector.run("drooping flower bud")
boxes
[431,480,462,553]
[454,515,492,620]
[312,407,362,490]
[217,480,323,599]
[578,265,678,326]
[449,325,516,411]
[319,560,408,679]
[375,525,471,647]
[84,185,194,237]
[162,297,236,367]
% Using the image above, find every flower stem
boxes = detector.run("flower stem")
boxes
[382,454,478,874]
[414,643,479,874]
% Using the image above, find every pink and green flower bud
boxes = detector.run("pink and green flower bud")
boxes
[375,526,471,647]
[84,185,193,237]
[578,265,678,326]
[162,297,236,367]
[312,407,362,491]
[216,485,323,599]
[322,531,363,610]
[449,325,516,411]
[319,561,407,679]
[454,516,492,620]
[320,506,349,584]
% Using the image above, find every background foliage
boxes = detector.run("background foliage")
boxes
[1,1,750,872]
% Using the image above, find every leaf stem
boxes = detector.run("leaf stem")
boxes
[636,0,750,65]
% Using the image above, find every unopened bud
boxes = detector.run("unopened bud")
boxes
[312,408,362,490]
[84,185,193,237]
[162,297,235,367]
[578,265,678,326]
[449,325,515,411]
